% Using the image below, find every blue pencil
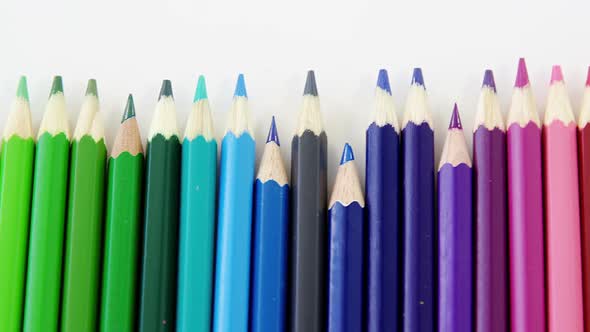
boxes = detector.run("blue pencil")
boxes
[177,76,217,332]
[327,143,364,332]
[250,117,290,332]
[401,68,435,332]
[365,69,402,331]
[213,74,256,332]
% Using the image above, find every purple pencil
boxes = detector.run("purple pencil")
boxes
[507,58,545,332]
[473,70,508,332]
[438,104,472,332]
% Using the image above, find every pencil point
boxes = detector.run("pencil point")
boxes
[158,80,173,100]
[550,65,564,84]
[304,70,318,96]
[449,103,462,129]
[586,67,590,87]
[17,76,29,101]
[234,74,248,98]
[50,76,64,96]
[122,94,136,123]
[194,75,208,102]
[340,143,355,165]
[85,79,98,97]
[377,69,392,94]
[515,58,529,88]
[411,68,425,87]
[482,70,496,92]
[266,116,280,145]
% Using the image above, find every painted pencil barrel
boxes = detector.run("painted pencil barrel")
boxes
[544,121,583,331]
[251,179,290,332]
[177,136,217,332]
[213,133,255,332]
[327,202,364,332]
[365,123,401,332]
[438,163,473,332]
[473,126,508,332]
[0,136,35,332]
[579,124,590,332]
[507,122,545,332]
[138,134,181,332]
[23,132,70,332]
[61,136,107,331]
[100,152,144,332]
[289,130,328,332]
[401,122,435,332]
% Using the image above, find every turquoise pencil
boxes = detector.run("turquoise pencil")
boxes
[212,74,255,332]
[177,75,217,332]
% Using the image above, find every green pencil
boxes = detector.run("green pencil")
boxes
[23,76,70,332]
[60,79,107,332]
[138,80,181,332]
[100,94,144,332]
[0,76,35,332]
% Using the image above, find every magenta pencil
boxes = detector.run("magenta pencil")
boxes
[473,70,508,332]
[507,58,546,332]
[543,65,583,332]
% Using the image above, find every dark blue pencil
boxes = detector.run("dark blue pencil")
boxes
[250,117,290,332]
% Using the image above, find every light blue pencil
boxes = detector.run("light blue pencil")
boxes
[212,74,255,332]
[177,76,217,332]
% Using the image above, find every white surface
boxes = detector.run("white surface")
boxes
[0,0,588,188]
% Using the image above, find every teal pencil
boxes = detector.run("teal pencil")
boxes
[177,76,218,331]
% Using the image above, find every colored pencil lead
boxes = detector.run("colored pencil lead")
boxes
[17,76,29,101]
[550,65,564,83]
[412,67,425,87]
[266,116,280,145]
[449,104,462,129]
[85,79,98,97]
[50,76,64,95]
[234,74,248,98]
[482,69,496,92]
[304,70,318,96]
[122,94,136,122]
[340,143,354,165]
[515,58,529,87]
[159,79,174,100]
[194,75,208,102]
[586,67,590,87]
[377,69,392,94]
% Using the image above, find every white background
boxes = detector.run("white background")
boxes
[0,0,588,188]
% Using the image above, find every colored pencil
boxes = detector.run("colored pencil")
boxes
[61,79,107,332]
[543,65,583,331]
[327,143,364,332]
[100,95,144,332]
[138,80,181,332]
[251,117,290,332]
[289,70,328,332]
[507,58,545,332]
[23,76,70,332]
[0,76,35,332]
[177,75,217,332]
[578,67,590,332]
[365,69,401,332]
[473,70,508,332]
[438,104,473,332]
[401,68,435,332]
[213,74,256,332]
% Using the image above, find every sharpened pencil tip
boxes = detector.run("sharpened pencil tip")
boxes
[586,67,590,87]
[85,79,98,97]
[482,70,496,92]
[122,94,136,123]
[17,76,29,101]
[411,68,425,87]
[449,103,462,129]
[340,143,355,165]
[266,116,280,145]
[515,58,529,88]
[50,76,63,96]
[159,80,173,100]
[377,69,392,94]
[550,65,564,84]
[304,70,318,96]
[234,74,248,98]
[194,75,208,102]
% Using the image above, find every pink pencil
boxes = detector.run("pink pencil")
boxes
[543,65,583,332]
[507,58,546,332]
